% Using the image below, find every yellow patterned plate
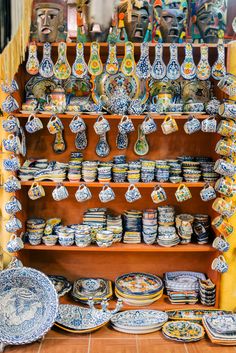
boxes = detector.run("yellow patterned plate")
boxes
[162,321,205,342]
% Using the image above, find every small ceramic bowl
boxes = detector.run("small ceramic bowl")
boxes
[96,240,113,248]
[42,235,58,246]
[169,176,183,183]
[58,234,74,246]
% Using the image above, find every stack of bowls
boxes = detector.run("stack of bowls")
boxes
[73,225,91,247]
[158,206,175,226]
[168,160,182,183]
[200,162,219,182]
[123,210,142,243]
[193,214,211,244]
[107,214,123,243]
[157,226,180,247]
[115,272,164,306]
[82,161,98,182]
[96,230,113,247]
[155,161,170,182]
[26,218,46,245]
[97,166,112,183]
[112,164,128,183]
[56,226,75,246]
[128,161,141,183]
[175,214,194,244]
[199,278,216,306]
[83,208,107,242]
[142,209,158,245]
[182,161,201,182]
[68,152,83,182]
[141,160,155,183]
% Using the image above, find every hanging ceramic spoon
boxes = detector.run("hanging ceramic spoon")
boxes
[212,43,226,80]
[134,124,149,156]
[53,42,71,80]
[72,43,88,78]
[116,132,128,150]
[26,43,39,75]
[88,42,103,76]
[75,130,88,150]
[136,42,151,80]
[53,130,66,154]
[105,43,119,75]
[196,45,211,80]
[151,43,166,80]
[166,44,180,80]
[96,133,110,157]
[39,42,54,78]
[181,43,196,80]
[120,42,136,77]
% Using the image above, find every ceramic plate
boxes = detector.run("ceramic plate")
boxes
[166,310,232,322]
[48,275,72,297]
[111,325,162,334]
[56,304,111,331]
[162,321,205,342]
[0,267,58,345]
[111,310,168,329]
[25,75,58,100]
[204,314,236,334]
[72,278,113,302]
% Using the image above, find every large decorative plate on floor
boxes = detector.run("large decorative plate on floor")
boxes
[111,310,168,330]
[162,321,205,342]
[0,267,58,347]
[55,304,112,332]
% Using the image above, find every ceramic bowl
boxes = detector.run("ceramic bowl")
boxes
[58,234,74,246]
[42,235,58,246]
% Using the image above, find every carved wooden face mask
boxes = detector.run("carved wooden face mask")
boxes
[160,8,185,43]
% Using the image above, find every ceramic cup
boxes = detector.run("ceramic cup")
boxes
[215,138,236,157]
[219,102,236,119]
[75,184,92,202]
[4,175,21,193]
[211,255,228,273]
[212,215,234,237]
[2,94,19,113]
[2,115,20,132]
[215,177,236,197]
[118,115,135,134]
[214,159,235,177]
[125,184,142,203]
[218,73,236,96]
[175,184,192,202]
[94,115,110,135]
[52,184,69,201]
[212,235,230,252]
[1,79,19,94]
[151,185,167,204]
[141,115,157,135]
[25,114,43,133]
[161,116,178,135]
[5,196,22,215]
[6,234,24,253]
[47,115,64,134]
[212,198,236,218]
[217,119,236,137]
[2,134,20,153]
[200,184,217,202]
[69,115,86,133]
[28,182,45,200]
[99,184,115,203]
[184,116,201,134]
[201,116,217,133]
[5,215,22,233]
[3,154,20,171]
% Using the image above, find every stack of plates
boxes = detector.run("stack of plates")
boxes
[71,277,113,304]
[157,226,180,247]
[115,272,164,306]
[166,309,231,323]
[162,321,205,342]
[55,304,111,333]
[142,209,157,245]
[83,208,107,241]
[164,271,206,304]
[107,214,123,243]
[82,161,98,182]
[203,314,236,345]
[111,310,168,334]
[199,278,216,306]
[123,210,142,244]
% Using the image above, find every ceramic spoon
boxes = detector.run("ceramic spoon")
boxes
[116,132,128,150]
[75,130,88,150]
[39,42,54,78]
[196,45,211,80]
[96,133,110,157]
[105,43,119,75]
[26,43,39,75]
[136,42,151,80]
[53,130,66,154]
[166,44,180,80]
[181,43,196,80]
[53,42,71,80]
[88,42,103,76]
[134,124,149,156]
[120,42,136,76]
[72,43,88,78]
[212,43,226,80]
[151,43,166,80]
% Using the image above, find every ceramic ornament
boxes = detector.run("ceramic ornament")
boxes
[39,42,54,78]
[151,43,166,80]
[120,42,136,76]
[105,43,119,75]
[26,43,39,75]
[196,45,211,80]
[72,43,88,78]
[88,42,103,76]
[212,43,226,80]
[181,43,196,80]
[166,44,180,80]
[136,42,151,80]
[53,42,71,80]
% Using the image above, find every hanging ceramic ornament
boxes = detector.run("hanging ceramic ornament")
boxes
[180,43,196,80]
[105,43,119,75]
[116,132,128,150]
[53,42,71,80]
[96,133,110,157]
[212,43,226,80]
[88,42,103,76]
[166,44,180,80]
[72,43,88,78]
[120,42,136,77]
[39,42,54,78]
[196,45,211,81]
[75,130,88,150]
[151,43,166,80]
[136,42,151,80]
[53,130,66,154]
[26,43,39,75]
[134,125,149,156]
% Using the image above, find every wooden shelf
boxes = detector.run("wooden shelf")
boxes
[23,243,216,252]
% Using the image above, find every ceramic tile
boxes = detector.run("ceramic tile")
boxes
[4,343,40,353]
[185,339,236,353]
[90,338,137,353]
[40,339,88,353]
[91,325,137,338]
[137,338,187,353]
[45,327,89,339]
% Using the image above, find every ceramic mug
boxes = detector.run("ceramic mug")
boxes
[212,235,230,252]
[219,102,236,119]
[214,159,235,177]
[25,114,43,133]
[184,116,201,134]
[52,184,69,201]
[4,175,21,193]
[175,184,192,202]
[94,115,110,135]
[215,177,236,197]
[2,134,20,153]
[215,138,236,156]
[201,116,217,133]
[118,115,135,134]
[212,215,234,237]
[5,215,22,233]
[217,119,236,137]
[75,184,92,202]
[69,115,86,133]
[218,73,236,96]
[2,115,20,132]
[212,198,236,218]
[6,234,24,253]
[5,196,22,215]
[141,115,157,135]
[3,154,20,171]
[2,94,19,113]
[200,183,217,202]
[151,185,167,204]
[99,184,115,203]
[47,115,64,134]
[125,184,142,203]
[28,182,45,200]
[1,79,19,94]
[211,255,228,273]
[161,116,178,135]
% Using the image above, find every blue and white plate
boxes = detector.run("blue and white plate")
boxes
[0,267,58,346]
[111,310,168,330]
[204,314,236,335]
